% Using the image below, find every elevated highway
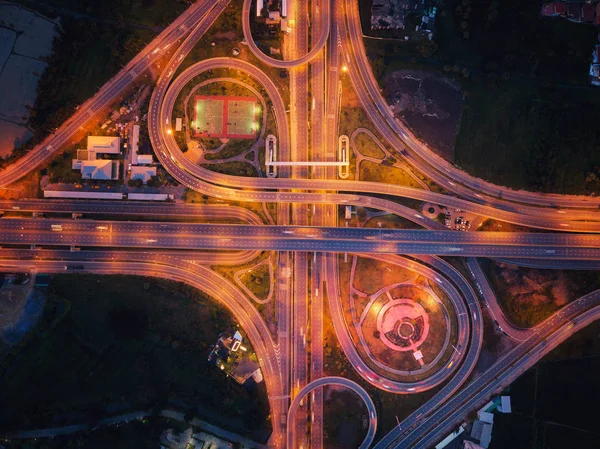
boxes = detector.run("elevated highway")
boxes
[2,218,600,259]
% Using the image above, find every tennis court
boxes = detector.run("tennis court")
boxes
[193,97,224,136]
[192,95,257,139]
[226,99,257,138]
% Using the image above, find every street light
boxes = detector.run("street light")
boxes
[342,65,348,72]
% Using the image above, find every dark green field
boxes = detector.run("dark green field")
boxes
[359,0,600,194]
[6,417,188,449]
[0,275,270,441]
[491,321,600,448]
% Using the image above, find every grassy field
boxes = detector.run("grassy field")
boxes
[323,388,368,449]
[239,263,271,301]
[354,133,386,159]
[454,79,600,193]
[353,257,414,296]
[0,275,271,440]
[200,161,258,177]
[204,139,256,161]
[28,19,154,138]
[7,417,190,449]
[14,0,187,28]
[359,160,423,189]
[322,277,441,443]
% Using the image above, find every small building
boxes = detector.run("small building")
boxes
[44,190,124,199]
[345,205,352,220]
[268,10,281,22]
[477,411,494,424]
[131,124,140,164]
[87,135,121,156]
[541,2,567,17]
[130,165,156,184]
[35,274,51,287]
[555,1,567,16]
[470,420,493,449]
[128,193,173,201]
[81,159,120,180]
[499,396,512,413]
[136,154,154,165]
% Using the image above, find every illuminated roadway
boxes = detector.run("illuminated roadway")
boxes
[375,288,600,449]
[3,218,600,259]
[286,377,377,449]
[241,0,330,68]
[154,59,600,233]
[0,0,221,189]
[338,0,600,211]
[1,1,599,448]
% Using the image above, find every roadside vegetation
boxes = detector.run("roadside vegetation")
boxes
[323,387,369,449]
[1,14,155,169]
[239,263,271,302]
[0,275,271,441]
[7,417,191,449]
[359,0,600,194]
[483,260,600,327]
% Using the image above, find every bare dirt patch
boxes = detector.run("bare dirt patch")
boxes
[383,70,462,161]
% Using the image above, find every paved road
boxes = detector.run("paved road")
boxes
[286,376,377,449]
[3,218,600,259]
[0,255,288,448]
[338,0,600,211]
[0,0,217,188]
[154,58,600,235]
[377,288,600,449]
[241,0,330,68]
[0,200,264,223]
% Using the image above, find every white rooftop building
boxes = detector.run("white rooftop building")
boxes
[81,160,120,180]
[87,135,121,156]
[130,125,140,164]
[136,154,153,165]
[499,396,512,413]
[130,165,156,184]
[72,135,122,180]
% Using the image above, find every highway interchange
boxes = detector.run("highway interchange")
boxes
[1,0,600,448]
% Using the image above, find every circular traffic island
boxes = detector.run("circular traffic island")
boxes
[340,255,460,385]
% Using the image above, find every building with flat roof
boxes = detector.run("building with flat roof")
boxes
[130,165,156,184]
[470,420,493,449]
[72,135,122,180]
[87,135,121,155]
[130,125,140,164]
[136,154,153,165]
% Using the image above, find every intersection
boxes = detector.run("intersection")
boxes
[1,0,600,448]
